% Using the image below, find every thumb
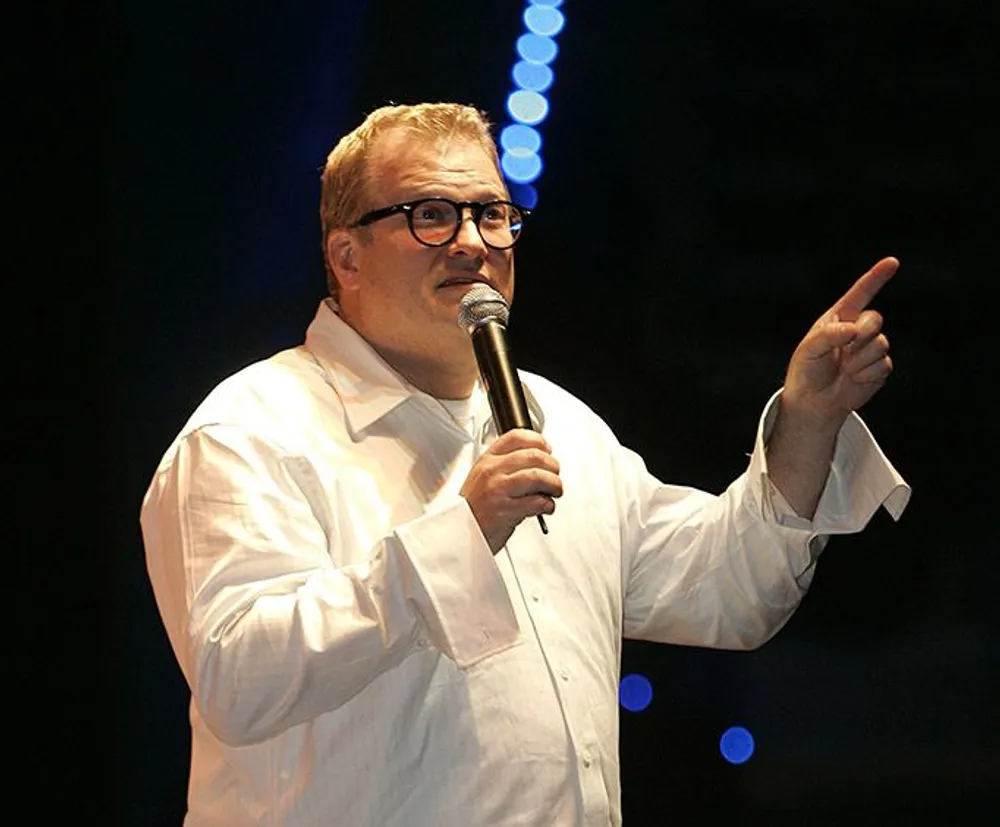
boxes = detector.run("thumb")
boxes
[801,320,857,358]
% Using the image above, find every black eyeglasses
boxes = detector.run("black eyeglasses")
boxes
[351,198,530,250]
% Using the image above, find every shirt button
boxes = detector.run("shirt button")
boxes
[582,750,593,768]
[416,638,428,648]
[482,629,492,643]
[531,591,540,602]
[559,667,570,681]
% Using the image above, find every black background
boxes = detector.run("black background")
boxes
[34,0,999,823]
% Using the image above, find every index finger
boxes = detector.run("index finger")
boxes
[490,428,550,455]
[832,256,899,319]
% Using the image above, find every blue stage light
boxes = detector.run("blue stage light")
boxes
[500,2,567,202]
[619,674,653,712]
[501,149,543,184]
[524,5,565,37]
[500,124,543,154]
[507,182,538,210]
[720,726,755,764]
[512,61,554,93]
[507,90,549,125]
[516,33,559,65]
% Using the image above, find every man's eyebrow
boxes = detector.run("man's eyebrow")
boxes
[400,191,509,204]
[465,189,511,202]
[396,178,507,199]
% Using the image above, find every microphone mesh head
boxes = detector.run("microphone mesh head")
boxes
[457,284,509,332]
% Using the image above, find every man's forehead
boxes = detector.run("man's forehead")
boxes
[373,127,480,158]
[370,131,503,193]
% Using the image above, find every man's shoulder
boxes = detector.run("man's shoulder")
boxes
[140,346,340,503]
[518,369,614,435]
[518,368,572,403]
[177,346,331,443]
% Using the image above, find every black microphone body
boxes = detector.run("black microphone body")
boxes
[458,285,548,535]
[470,319,532,434]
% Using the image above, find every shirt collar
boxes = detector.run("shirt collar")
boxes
[304,299,414,434]
[304,298,547,437]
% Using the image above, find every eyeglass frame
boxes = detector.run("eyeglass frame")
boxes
[349,197,531,250]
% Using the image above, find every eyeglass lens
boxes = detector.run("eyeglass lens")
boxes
[410,200,523,248]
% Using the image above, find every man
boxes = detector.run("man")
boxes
[141,102,910,826]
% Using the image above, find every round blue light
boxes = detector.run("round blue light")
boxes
[500,124,542,154]
[529,0,564,7]
[512,60,554,93]
[507,90,549,126]
[501,149,543,184]
[619,674,653,712]
[506,182,538,209]
[516,33,559,65]
[720,726,755,764]
[524,5,565,37]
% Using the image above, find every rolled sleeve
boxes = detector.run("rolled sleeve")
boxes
[395,497,521,668]
[750,390,912,539]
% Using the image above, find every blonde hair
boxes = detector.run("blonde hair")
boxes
[319,102,502,299]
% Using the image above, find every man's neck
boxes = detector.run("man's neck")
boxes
[371,342,477,400]
[336,305,479,399]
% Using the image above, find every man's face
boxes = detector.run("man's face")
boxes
[333,131,515,384]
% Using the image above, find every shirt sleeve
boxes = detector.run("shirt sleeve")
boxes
[621,392,910,650]
[750,389,911,532]
[140,424,518,748]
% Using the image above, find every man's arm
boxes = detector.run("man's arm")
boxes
[766,256,899,518]
[141,424,518,747]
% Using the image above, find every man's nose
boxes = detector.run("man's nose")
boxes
[451,209,489,254]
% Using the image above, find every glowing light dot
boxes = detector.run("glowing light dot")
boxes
[516,33,559,65]
[524,5,565,37]
[501,149,543,184]
[619,674,653,712]
[507,90,549,126]
[500,124,542,154]
[720,726,755,764]
[506,182,538,210]
[512,60,554,93]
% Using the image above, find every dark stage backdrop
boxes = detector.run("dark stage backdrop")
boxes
[90,1,997,824]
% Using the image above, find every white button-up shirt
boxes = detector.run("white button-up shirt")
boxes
[140,299,910,826]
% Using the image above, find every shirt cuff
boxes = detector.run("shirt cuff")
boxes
[393,497,520,668]
[748,389,912,536]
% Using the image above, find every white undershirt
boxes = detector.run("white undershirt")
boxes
[437,393,478,439]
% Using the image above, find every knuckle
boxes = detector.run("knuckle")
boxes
[531,448,553,465]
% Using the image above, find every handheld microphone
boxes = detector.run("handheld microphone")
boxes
[458,285,548,535]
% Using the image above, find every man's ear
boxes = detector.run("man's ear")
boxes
[326,230,361,293]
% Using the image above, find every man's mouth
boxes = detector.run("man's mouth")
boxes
[437,276,489,289]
